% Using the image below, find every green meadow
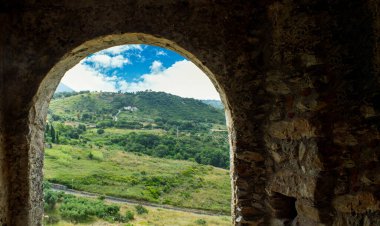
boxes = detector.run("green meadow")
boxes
[44,144,231,214]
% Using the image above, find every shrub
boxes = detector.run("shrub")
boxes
[195,219,207,225]
[59,199,93,222]
[125,210,135,221]
[135,205,148,215]
[59,196,123,223]
[111,211,134,223]
[97,128,105,134]
[88,152,94,160]
[43,181,52,190]
[101,205,120,217]
[44,190,58,210]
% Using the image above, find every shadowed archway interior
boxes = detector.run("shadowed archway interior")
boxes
[0,1,380,225]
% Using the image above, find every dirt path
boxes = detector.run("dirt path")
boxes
[51,183,229,217]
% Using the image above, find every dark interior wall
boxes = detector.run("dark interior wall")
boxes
[0,9,8,223]
[0,0,379,225]
[0,1,253,224]
[263,1,380,225]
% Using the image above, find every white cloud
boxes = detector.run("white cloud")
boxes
[100,44,143,55]
[61,61,117,92]
[121,60,220,100]
[61,56,220,100]
[149,60,164,74]
[156,50,167,56]
[87,54,130,68]
[84,45,145,69]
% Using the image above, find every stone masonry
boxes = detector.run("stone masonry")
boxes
[0,0,379,225]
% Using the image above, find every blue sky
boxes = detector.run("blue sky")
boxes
[61,44,220,100]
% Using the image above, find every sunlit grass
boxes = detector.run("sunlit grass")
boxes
[44,144,231,214]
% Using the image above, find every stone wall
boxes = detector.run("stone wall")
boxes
[263,1,380,225]
[0,14,8,223]
[0,0,379,225]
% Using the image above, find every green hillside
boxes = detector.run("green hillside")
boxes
[47,91,229,168]
[201,99,224,109]
[51,91,225,124]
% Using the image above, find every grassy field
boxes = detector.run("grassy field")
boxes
[44,144,231,214]
[119,203,231,226]
[45,199,230,226]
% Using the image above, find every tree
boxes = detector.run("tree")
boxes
[45,123,50,134]
[155,144,169,158]
[78,124,86,132]
[55,131,59,144]
[50,125,56,143]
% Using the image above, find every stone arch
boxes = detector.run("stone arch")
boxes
[1,1,380,226]
[34,33,231,123]
[28,33,237,225]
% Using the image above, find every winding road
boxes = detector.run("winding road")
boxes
[51,183,229,217]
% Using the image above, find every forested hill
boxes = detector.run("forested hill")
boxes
[51,91,225,124]
[47,91,229,168]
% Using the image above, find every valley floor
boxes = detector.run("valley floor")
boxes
[45,191,231,226]
[44,144,231,214]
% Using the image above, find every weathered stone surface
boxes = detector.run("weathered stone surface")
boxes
[268,118,316,140]
[360,105,377,118]
[333,192,380,214]
[269,170,317,198]
[0,0,379,225]
[236,151,265,162]
[296,200,320,222]
[333,123,359,146]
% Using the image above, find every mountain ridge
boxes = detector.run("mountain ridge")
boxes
[50,91,225,124]
[55,83,75,93]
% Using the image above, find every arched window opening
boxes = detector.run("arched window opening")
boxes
[42,44,231,225]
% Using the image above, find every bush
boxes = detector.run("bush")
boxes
[111,211,134,223]
[195,219,207,225]
[59,199,93,222]
[43,181,52,190]
[44,190,58,211]
[59,196,123,223]
[135,205,148,215]
[125,210,135,221]
[97,129,105,134]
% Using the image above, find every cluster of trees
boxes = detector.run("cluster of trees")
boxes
[52,91,84,99]
[45,123,87,144]
[95,118,211,133]
[45,124,60,144]
[153,118,210,132]
[111,132,229,168]
[46,120,229,168]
